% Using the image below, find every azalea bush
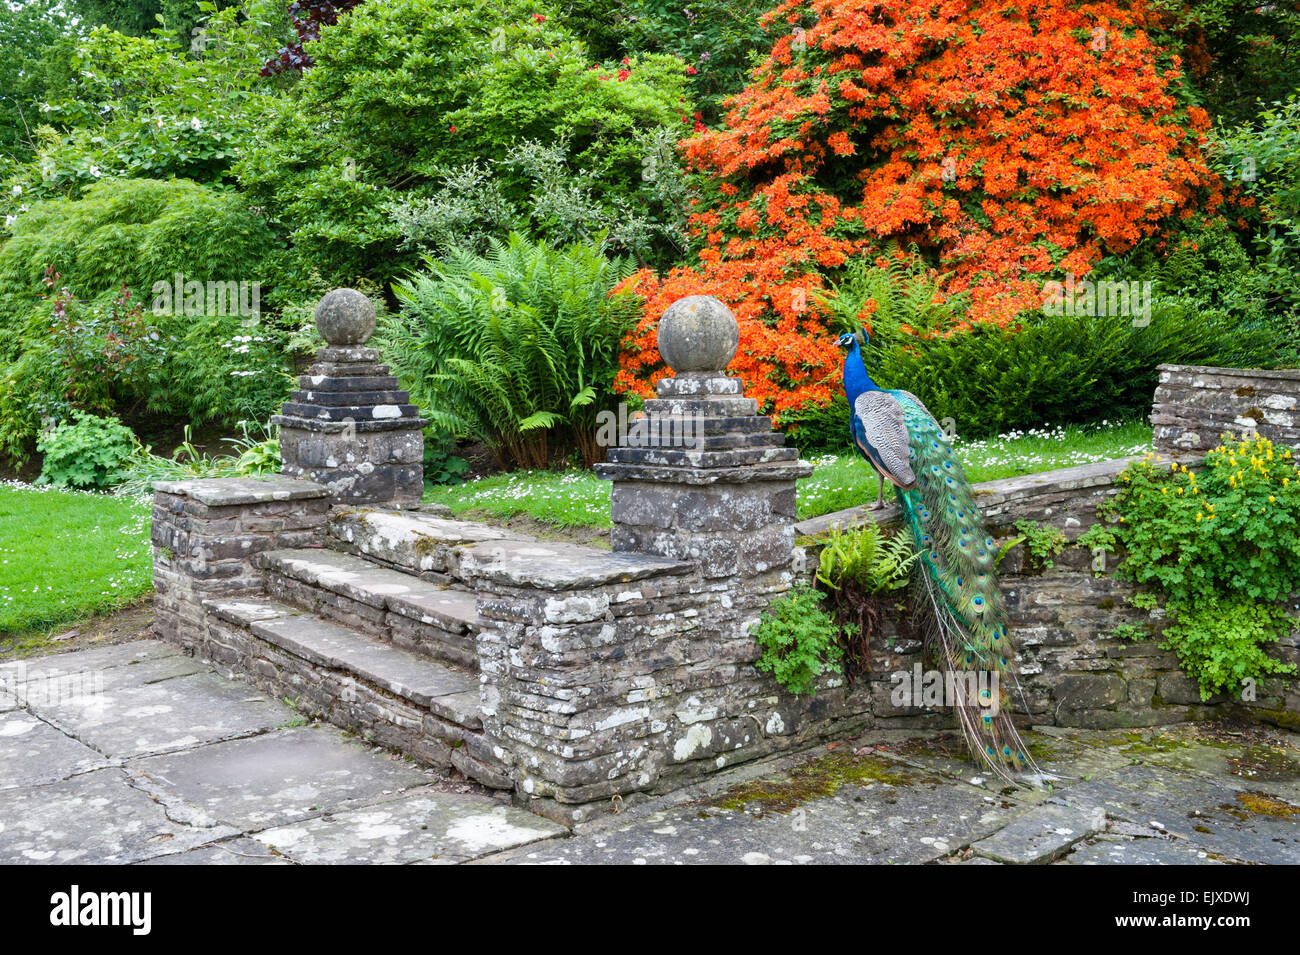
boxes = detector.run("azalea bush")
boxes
[617,0,1223,415]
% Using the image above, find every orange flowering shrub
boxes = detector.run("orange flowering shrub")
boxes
[617,0,1218,414]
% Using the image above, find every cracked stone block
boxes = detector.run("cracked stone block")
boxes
[137,836,291,865]
[970,802,1101,864]
[0,768,239,864]
[0,710,112,788]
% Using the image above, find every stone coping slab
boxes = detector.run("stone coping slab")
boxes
[152,475,329,506]
[794,455,1158,538]
[451,538,694,591]
[1159,362,1300,383]
[595,460,814,486]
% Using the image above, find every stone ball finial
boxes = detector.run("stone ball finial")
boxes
[315,288,376,346]
[657,295,738,373]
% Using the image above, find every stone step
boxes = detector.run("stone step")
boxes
[327,508,532,579]
[260,548,486,669]
[205,598,482,730]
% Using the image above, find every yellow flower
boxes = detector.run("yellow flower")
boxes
[1196,513,1203,522]
[1161,487,1168,495]
[1269,495,1276,503]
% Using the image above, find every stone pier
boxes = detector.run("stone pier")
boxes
[274,288,425,508]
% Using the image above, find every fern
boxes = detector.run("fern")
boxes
[381,233,639,469]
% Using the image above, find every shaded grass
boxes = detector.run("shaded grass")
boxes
[425,418,1152,528]
[0,483,153,637]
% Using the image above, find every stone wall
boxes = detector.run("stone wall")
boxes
[151,477,331,651]
[1151,363,1300,455]
[797,457,1300,733]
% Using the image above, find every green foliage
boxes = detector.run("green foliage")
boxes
[115,421,281,495]
[36,411,138,488]
[753,584,846,696]
[3,5,289,205]
[818,255,968,354]
[236,0,692,290]
[1013,520,1068,571]
[0,178,273,338]
[382,233,639,469]
[1104,440,1300,699]
[815,521,917,594]
[0,0,81,164]
[422,428,469,486]
[387,134,690,267]
[873,305,1285,439]
[1149,0,1300,124]
[616,0,772,122]
[1213,94,1300,333]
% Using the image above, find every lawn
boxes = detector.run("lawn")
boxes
[0,482,153,636]
[425,418,1152,528]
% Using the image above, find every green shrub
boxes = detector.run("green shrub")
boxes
[870,304,1285,439]
[753,584,846,696]
[1103,439,1300,699]
[235,0,692,289]
[382,233,639,469]
[0,178,274,347]
[36,411,137,488]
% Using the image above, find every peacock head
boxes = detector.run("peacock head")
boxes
[835,327,870,349]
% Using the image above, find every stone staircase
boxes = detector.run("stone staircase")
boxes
[194,506,545,792]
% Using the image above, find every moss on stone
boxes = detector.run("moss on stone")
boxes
[1235,791,1300,817]
[709,752,929,813]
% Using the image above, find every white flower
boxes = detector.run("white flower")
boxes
[89,165,101,178]
[3,216,15,229]
[10,185,20,197]
[190,117,203,131]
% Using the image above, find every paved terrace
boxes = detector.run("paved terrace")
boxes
[1,640,1296,864]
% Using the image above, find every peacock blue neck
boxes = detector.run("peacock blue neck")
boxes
[841,339,880,404]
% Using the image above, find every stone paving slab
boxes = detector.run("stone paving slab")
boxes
[255,793,566,864]
[480,755,1020,865]
[0,688,16,712]
[0,768,238,864]
[27,671,294,759]
[0,709,111,789]
[970,802,1102,864]
[0,639,186,682]
[1048,763,1300,864]
[1063,837,1222,865]
[131,726,434,831]
[136,837,291,865]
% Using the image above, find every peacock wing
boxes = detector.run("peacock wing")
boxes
[853,390,916,487]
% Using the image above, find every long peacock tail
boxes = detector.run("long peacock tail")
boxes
[891,392,1036,781]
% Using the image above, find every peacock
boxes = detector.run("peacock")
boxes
[837,328,1033,780]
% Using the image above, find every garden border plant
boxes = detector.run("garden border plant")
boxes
[1100,438,1300,700]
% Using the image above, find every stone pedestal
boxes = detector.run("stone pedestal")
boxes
[273,289,425,508]
[595,296,812,576]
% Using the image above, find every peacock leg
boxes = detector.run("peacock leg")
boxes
[867,470,886,510]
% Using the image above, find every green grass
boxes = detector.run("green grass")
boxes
[0,482,153,636]
[426,418,1152,528]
